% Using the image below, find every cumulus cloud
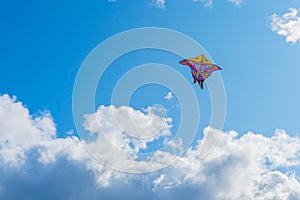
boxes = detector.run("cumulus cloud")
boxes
[0,94,117,187]
[270,8,300,44]
[155,128,300,199]
[1,94,300,199]
[82,104,176,173]
[84,105,171,142]
[0,94,56,166]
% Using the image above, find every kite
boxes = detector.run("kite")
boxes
[179,54,222,90]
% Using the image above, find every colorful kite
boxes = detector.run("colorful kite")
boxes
[179,54,222,90]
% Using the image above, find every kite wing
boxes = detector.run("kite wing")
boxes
[200,64,222,80]
[190,54,213,65]
[179,59,198,70]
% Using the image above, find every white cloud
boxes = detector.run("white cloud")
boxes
[1,94,300,199]
[164,91,174,101]
[109,0,242,9]
[270,8,300,44]
[151,0,166,10]
[192,0,242,8]
[156,128,300,199]
[255,171,300,199]
[227,0,242,7]
[192,0,213,8]
[0,94,114,185]
[84,104,172,153]
[0,94,56,166]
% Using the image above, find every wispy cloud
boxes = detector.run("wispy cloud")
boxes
[192,0,242,8]
[164,91,174,101]
[227,0,242,7]
[109,0,242,9]
[192,0,213,8]
[270,8,300,44]
[1,94,300,199]
[151,0,166,10]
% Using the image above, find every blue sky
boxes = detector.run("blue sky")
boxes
[1,0,300,136]
[1,0,300,199]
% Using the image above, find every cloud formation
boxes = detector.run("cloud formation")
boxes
[192,0,242,8]
[151,0,166,10]
[108,0,242,9]
[82,104,177,173]
[227,0,242,7]
[192,0,213,8]
[0,94,300,199]
[270,8,300,44]
[164,91,174,100]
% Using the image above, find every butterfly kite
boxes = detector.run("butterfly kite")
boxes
[179,54,222,90]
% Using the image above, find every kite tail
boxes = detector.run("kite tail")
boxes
[200,80,204,90]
